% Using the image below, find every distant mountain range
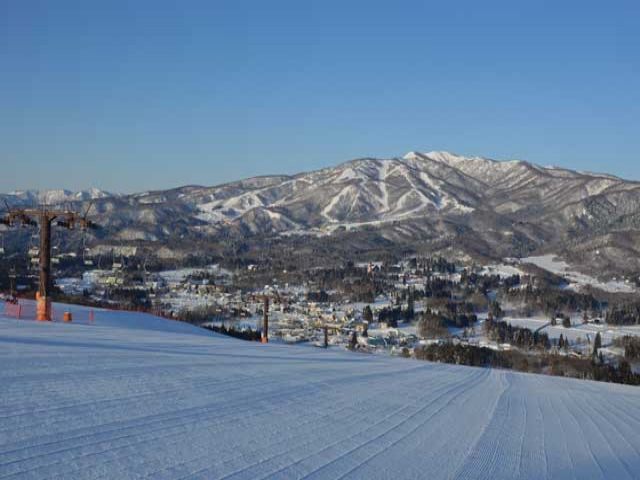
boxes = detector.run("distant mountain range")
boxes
[2,187,113,206]
[3,151,640,277]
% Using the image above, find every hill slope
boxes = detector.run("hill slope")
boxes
[1,303,640,479]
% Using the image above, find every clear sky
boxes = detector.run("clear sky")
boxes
[1,0,639,193]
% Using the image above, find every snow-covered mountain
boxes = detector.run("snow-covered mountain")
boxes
[4,151,640,274]
[1,187,113,206]
[195,154,476,229]
[161,150,636,234]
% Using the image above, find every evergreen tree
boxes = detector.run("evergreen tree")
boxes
[489,301,503,319]
[363,305,373,323]
[405,288,415,321]
[593,332,602,357]
[619,360,632,383]
[349,331,358,350]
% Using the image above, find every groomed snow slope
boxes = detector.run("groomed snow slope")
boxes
[1,304,640,479]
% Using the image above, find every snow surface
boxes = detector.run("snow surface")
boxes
[519,255,636,293]
[2,303,640,479]
[504,315,640,346]
[158,265,231,285]
[480,264,525,278]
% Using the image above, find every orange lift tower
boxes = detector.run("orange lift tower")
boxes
[1,202,97,321]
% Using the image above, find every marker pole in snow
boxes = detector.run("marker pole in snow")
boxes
[261,296,269,343]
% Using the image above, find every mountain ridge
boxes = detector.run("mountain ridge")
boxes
[2,151,640,276]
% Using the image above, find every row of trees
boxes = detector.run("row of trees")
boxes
[427,300,478,328]
[613,335,640,359]
[201,324,261,341]
[414,342,640,386]
[423,278,456,299]
[606,302,640,325]
[459,270,521,292]
[484,318,551,350]
[375,305,414,326]
[416,312,450,339]
[503,285,600,318]
[406,256,456,275]
[415,342,512,368]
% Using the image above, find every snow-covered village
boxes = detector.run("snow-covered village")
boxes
[33,254,640,376]
[46,251,640,375]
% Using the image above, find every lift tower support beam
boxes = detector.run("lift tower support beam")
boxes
[1,203,97,321]
[37,213,53,320]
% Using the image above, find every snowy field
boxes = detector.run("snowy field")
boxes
[157,265,232,285]
[2,303,640,479]
[519,255,636,293]
[504,315,640,346]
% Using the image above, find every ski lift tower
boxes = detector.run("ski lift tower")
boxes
[1,202,97,321]
[260,285,280,344]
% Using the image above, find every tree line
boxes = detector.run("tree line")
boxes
[414,342,640,386]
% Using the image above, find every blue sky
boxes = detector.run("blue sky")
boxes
[1,0,639,192]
